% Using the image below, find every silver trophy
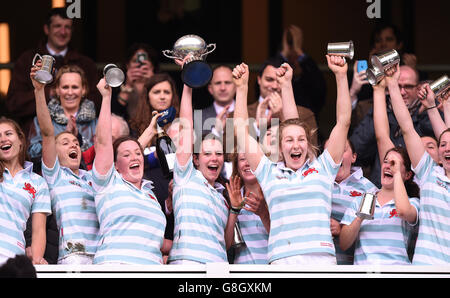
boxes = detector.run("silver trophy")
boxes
[429,75,450,100]
[327,41,354,63]
[232,222,245,248]
[103,64,125,88]
[356,193,377,220]
[163,35,216,88]
[367,66,384,86]
[32,54,56,84]
[371,49,400,73]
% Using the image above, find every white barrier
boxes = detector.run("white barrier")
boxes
[35,264,450,278]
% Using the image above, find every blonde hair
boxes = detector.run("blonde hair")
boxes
[279,118,318,162]
[0,118,27,182]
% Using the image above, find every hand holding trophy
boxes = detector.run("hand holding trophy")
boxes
[163,35,216,88]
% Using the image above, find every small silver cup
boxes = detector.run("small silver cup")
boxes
[232,222,245,248]
[367,67,385,86]
[371,50,400,73]
[327,41,354,63]
[32,54,56,84]
[103,64,125,88]
[356,193,377,220]
[430,75,450,100]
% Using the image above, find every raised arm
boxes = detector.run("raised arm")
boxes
[276,63,299,120]
[418,84,448,139]
[385,66,424,167]
[372,77,395,164]
[325,55,352,164]
[176,85,194,167]
[30,63,57,168]
[93,78,113,175]
[233,63,264,172]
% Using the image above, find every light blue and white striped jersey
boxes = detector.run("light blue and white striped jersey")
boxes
[0,162,51,264]
[169,156,229,264]
[91,164,166,265]
[41,158,99,262]
[341,194,419,265]
[253,150,340,264]
[412,152,450,265]
[234,187,269,264]
[332,167,378,265]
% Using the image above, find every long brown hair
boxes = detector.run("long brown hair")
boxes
[0,118,28,182]
[129,73,180,136]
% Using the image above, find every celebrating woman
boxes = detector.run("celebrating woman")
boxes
[232,55,352,265]
[30,63,99,264]
[92,78,166,265]
[0,117,51,265]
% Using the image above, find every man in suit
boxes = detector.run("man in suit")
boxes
[194,65,236,137]
[248,57,319,146]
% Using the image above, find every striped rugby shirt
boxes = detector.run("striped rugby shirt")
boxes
[0,162,51,264]
[91,164,166,265]
[169,156,228,264]
[332,167,378,264]
[234,187,269,264]
[41,158,99,263]
[412,152,450,265]
[253,150,340,264]
[341,194,419,265]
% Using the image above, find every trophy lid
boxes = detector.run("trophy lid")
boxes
[173,35,207,55]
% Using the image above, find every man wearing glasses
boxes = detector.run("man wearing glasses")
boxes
[350,65,438,188]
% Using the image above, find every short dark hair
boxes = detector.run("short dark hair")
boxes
[46,8,70,27]
[0,255,37,278]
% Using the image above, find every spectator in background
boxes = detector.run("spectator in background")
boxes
[6,8,99,139]
[27,65,97,174]
[111,43,159,122]
[278,25,327,124]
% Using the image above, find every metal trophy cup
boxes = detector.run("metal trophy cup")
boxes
[232,222,245,248]
[163,35,216,88]
[32,54,56,84]
[367,66,384,86]
[430,75,450,100]
[371,49,400,73]
[327,41,354,63]
[103,64,125,88]
[356,193,377,220]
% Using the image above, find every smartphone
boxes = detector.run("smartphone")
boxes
[136,52,149,67]
[357,60,368,73]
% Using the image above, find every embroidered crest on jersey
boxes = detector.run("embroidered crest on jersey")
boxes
[436,180,448,191]
[350,190,362,197]
[148,193,157,201]
[69,180,82,188]
[302,167,318,177]
[23,182,36,199]
[389,209,399,218]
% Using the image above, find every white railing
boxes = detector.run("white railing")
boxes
[34,264,450,278]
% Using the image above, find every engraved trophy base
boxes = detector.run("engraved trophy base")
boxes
[35,70,54,84]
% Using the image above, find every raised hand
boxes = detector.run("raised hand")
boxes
[276,62,293,88]
[232,63,249,88]
[225,176,244,209]
[326,55,348,75]
[30,61,45,91]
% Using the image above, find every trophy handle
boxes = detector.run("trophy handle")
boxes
[201,43,216,59]
[32,53,42,66]
[162,50,179,60]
